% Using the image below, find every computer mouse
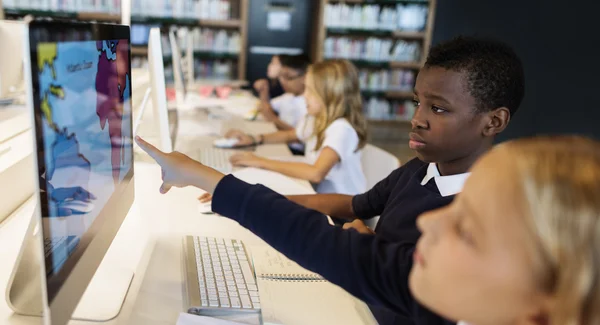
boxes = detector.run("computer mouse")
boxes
[59,200,95,214]
[213,138,239,148]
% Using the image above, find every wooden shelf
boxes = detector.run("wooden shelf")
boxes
[349,60,390,68]
[368,119,412,126]
[5,8,121,22]
[131,16,198,26]
[389,61,422,69]
[77,12,120,22]
[362,90,414,99]
[198,19,241,29]
[131,46,148,56]
[327,28,426,39]
[385,90,414,99]
[327,0,429,3]
[4,8,75,18]
[392,31,426,39]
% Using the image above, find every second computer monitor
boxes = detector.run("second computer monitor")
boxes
[147,27,173,152]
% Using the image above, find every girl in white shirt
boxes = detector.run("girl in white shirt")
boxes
[225,60,368,195]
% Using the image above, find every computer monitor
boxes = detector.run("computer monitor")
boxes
[0,21,25,101]
[132,27,173,152]
[10,20,135,325]
[131,24,159,46]
[169,29,188,107]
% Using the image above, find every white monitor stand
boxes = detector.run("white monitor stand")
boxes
[6,207,134,322]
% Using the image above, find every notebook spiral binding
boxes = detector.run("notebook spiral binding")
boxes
[259,273,326,282]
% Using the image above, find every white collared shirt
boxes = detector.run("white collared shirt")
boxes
[270,93,307,128]
[420,163,470,197]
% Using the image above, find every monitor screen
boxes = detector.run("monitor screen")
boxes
[131,24,158,46]
[29,22,133,302]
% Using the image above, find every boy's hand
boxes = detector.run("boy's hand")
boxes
[225,129,255,147]
[343,219,375,235]
[198,192,213,203]
[230,152,265,168]
[136,136,208,194]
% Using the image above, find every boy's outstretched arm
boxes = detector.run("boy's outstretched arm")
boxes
[135,137,445,324]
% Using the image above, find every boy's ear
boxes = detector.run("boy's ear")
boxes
[483,107,511,137]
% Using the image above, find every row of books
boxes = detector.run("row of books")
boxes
[359,68,416,92]
[162,27,240,55]
[131,0,232,20]
[325,3,428,31]
[324,37,421,63]
[365,98,416,122]
[191,28,240,54]
[3,0,121,13]
[132,56,234,83]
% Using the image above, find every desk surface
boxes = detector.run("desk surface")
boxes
[0,96,375,325]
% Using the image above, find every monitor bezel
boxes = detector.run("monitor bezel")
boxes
[27,20,135,325]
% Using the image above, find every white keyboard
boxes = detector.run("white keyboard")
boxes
[198,148,233,173]
[185,236,260,314]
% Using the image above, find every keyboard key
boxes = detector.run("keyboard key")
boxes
[209,300,219,307]
[240,295,252,309]
[230,297,241,308]
[240,263,255,284]
[250,296,260,303]
[220,298,230,307]
[247,284,258,291]
[249,290,259,297]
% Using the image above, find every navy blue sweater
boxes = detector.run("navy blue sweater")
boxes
[353,158,456,324]
[212,173,455,325]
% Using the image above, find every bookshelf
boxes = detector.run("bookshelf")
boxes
[0,0,249,81]
[129,1,248,81]
[311,0,436,128]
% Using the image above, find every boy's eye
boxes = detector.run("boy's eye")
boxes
[431,106,447,113]
[412,99,420,106]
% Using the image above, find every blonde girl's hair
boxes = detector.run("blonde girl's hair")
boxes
[306,60,367,152]
[502,136,600,325]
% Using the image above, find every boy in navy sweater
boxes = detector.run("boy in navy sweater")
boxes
[285,37,525,324]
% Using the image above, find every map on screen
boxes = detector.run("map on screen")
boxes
[37,39,132,274]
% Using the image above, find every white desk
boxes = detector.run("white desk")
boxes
[0,98,376,325]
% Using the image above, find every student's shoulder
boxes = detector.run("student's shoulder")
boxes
[270,93,293,104]
[326,118,355,133]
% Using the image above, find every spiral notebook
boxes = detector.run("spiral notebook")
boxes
[251,246,325,282]
[251,247,376,325]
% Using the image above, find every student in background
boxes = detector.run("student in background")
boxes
[231,54,310,155]
[252,54,309,132]
[253,54,285,100]
[138,134,600,325]
[228,60,368,195]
